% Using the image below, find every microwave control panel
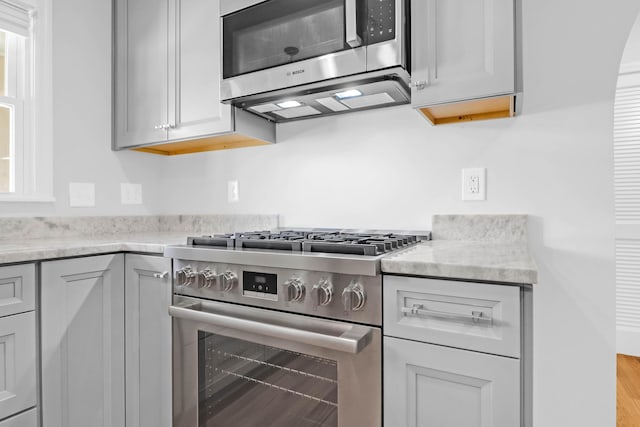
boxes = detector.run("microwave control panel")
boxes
[366,0,395,44]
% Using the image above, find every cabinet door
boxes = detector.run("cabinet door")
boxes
[0,264,35,317]
[383,276,521,357]
[384,336,520,427]
[0,408,38,427]
[411,0,515,107]
[125,254,172,427]
[0,312,36,420]
[114,0,169,148]
[167,0,232,141]
[41,254,125,427]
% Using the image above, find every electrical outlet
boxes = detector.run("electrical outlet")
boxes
[69,182,95,207]
[228,180,239,203]
[462,168,486,201]
[121,183,143,205]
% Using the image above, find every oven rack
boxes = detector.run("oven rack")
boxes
[215,349,338,384]
[214,367,338,407]
[275,347,338,367]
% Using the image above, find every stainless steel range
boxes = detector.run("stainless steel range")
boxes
[166,229,428,427]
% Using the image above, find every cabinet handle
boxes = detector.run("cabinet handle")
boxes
[411,80,427,91]
[153,271,169,279]
[153,124,174,130]
[345,0,362,48]
[401,304,492,324]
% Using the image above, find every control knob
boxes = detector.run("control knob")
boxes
[221,271,238,292]
[311,279,333,307]
[197,268,218,288]
[282,278,305,302]
[175,266,196,287]
[342,281,366,312]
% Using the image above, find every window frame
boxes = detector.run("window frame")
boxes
[0,0,53,203]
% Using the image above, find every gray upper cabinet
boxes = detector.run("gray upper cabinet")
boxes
[114,0,232,149]
[41,254,125,427]
[114,0,169,147]
[115,0,274,155]
[167,0,232,142]
[411,0,520,125]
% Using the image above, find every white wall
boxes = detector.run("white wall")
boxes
[0,0,168,217]
[621,14,640,71]
[157,1,640,426]
[0,0,638,426]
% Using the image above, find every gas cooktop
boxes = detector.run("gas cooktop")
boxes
[186,229,428,256]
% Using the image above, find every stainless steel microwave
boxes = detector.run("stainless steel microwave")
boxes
[220,0,410,122]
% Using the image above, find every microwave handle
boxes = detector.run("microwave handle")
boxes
[345,0,362,48]
[169,301,373,354]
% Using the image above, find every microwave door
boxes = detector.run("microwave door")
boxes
[220,0,367,101]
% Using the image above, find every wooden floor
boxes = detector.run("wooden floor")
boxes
[618,354,640,427]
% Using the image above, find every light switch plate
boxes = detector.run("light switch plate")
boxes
[462,168,487,201]
[69,182,95,207]
[121,183,143,205]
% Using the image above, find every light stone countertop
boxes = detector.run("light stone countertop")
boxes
[381,240,538,284]
[0,214,538,284]
[0,214,279,265]
[0,232,190,264]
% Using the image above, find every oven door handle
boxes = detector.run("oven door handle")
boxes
[168,302,373,354]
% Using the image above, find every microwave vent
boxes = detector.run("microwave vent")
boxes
[250,103,281,113]
[339,93,395,109]
[316,97,350,112]
[272,105,322,119]
[234,71,411,123]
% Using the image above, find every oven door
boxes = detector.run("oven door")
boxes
[220,0,368,101]
[170,296,381,427]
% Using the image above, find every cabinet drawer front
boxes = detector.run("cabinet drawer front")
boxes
[0,312,37,420]
[0,264,35,318]
[384,336,520,427]
[0,408,37,427]
[384,276,520,357]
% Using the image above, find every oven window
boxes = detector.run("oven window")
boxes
[222,0,349,79]
[198,331,338,427]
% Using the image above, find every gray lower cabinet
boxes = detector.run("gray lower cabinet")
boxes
[124,254,172,427]
[384,336,520,427]
[41,254,125,427]
[0,263,37,426]
[0,409,38,427]
[0,312,37,422]
[383,275,531,427]
[0,263,36,317]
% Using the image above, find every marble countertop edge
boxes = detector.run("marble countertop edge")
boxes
[0,235,539,285]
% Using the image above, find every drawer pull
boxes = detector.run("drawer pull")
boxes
[401,304,492,325]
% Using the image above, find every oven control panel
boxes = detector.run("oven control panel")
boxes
[172,260,382,326]
[243,271,278,301]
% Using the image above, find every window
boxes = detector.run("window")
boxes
[0,31,9,192]
[0,0,53,202]
[0,28,25,193]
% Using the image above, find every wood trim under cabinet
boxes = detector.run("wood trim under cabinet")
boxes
[418,95,515,125]
[132,134,272,156]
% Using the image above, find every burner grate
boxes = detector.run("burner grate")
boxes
[185,230,425,256]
